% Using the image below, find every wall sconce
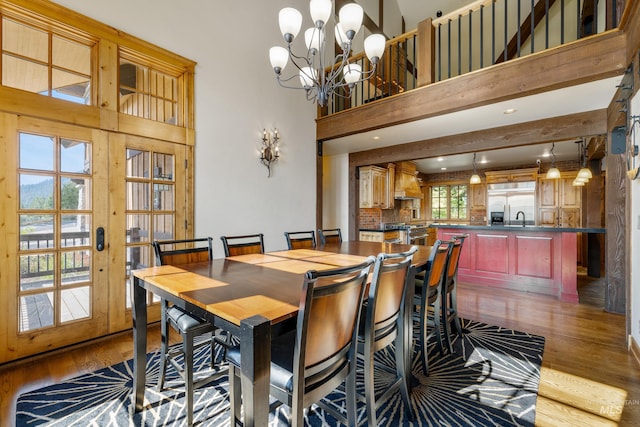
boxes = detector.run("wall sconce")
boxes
[260,128,280,177]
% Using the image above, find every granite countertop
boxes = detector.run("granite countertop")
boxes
[359,226,410,232]
[428,223,606,233]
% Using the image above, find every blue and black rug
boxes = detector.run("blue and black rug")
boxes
[16,319,545,426]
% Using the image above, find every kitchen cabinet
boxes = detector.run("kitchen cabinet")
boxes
[484,168,538,184]
[360,165,394,209]
[537,173,582,227]
[470,182,486,209]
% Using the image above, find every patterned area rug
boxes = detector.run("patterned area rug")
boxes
[16,319,545,426]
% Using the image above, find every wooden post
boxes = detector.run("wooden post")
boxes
[417,18,435,87]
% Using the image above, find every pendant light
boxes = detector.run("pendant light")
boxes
[576,138,593,181]
[470,153,481,184]
[545,143,561,179]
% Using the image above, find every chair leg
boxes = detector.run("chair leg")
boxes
[432,295,445,356]
[394,327,414,421]
[229,364,242,426]
[184,330,195,426]
[418,301,429,375]
[364,338,377,427]
[157,301,169,391]
[441,292,454,355]
[346,360,358,427]
[450,286,463,335]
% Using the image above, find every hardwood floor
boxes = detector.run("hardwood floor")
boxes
[1,282,638,426]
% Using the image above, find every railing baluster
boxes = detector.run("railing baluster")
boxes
[531,0,535,53]
[561,0,565,44]
[492,1,496,65]
[457,15,462,76]
[447,19,452,78]
[577,0,580,39]
[517,0,521,58]
[503,0,508,63]
[546,0,550,49]
[438,23,442,81]
[468,11,473,72]
[480,5,484,68]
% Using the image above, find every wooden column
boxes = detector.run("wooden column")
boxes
[416,18,435,87]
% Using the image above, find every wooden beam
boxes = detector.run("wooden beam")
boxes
[349,110,607,167]
[317,30,626,141]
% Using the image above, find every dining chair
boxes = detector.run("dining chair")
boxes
[357,246,418,426]
[317,228,342,245]
[226,257,375,427]
[414,239,452,374]
[220,233,265,257]
[441,234,467,354]
[284,230,316,249]
[152,237,225,426]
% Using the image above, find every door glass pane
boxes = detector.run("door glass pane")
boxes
[20,292,54,332]
[126,245,150,273]
[61,176,91,210]
[61,250,91,286]
[20,174,54,210]
[20,133,54,170]
[126,149,149,178]
[153,214,174,241]
[153,153,174,180]
[20,253,55,291]
[126,214,150,243]
[126,182,150,210]
[61,287,91,323]
[61,214,91,247]
[60,139,90,173]
[153,183,174,210]
[20,214,54,250]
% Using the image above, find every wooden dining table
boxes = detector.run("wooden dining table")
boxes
[130,241,433,427]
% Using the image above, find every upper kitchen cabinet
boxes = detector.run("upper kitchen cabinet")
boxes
[470,182,487,209]
[484,168,538,184]
[359,164,395,209]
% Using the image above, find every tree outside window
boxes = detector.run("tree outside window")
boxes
[430,184,468,220]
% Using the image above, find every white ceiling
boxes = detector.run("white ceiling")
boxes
[323,76,623,174]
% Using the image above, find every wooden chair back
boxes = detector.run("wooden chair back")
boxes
[284,230,316,249]
[445,236,466,290]
[318,228,342,245]
[295,258,373,388]
[368,247,417,330]
[152,237,213,266]
[221,234,265,257]
[425,240,452,291]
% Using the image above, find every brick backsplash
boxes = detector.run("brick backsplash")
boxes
[360,206,413,228]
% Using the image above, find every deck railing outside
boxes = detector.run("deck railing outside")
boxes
[321,0,611,117]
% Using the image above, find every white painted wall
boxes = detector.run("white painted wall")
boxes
[322,154,350,237]
[630,92,640,346]
[51,0,318,256]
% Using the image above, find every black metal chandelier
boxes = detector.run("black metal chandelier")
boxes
[269,0,386,106]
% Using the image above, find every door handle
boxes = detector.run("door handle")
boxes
[96,227,105,251]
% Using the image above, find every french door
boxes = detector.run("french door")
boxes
[0,114,187,362]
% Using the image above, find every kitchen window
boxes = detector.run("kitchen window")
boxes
[430,184,468,220]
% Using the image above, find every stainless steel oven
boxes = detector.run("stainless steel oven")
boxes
[408,226,428,245]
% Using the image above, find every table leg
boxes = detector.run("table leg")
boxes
[131,275,147,413]
[239,315,271,427]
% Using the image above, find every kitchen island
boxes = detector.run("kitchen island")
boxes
[432,224,606,303]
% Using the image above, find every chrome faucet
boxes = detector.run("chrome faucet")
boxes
[516,211,526,227]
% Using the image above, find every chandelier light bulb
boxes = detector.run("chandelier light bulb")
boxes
[343,63,361,85]
[335,23,349,49]
[299,67,317,88]
[269,46,289,74]
[309,0,332,27]
[278,7,303,43]
[304,27,323,53]
[338,3,363,39]
[364,34,386,64]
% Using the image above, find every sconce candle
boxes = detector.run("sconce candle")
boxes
[261,128,280,177]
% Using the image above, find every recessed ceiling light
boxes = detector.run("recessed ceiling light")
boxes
[372,136,380,140]
[503,108,517,114]
[437,157,444,162]
[479,158,488,164]
[440,167,447,171]
[542,151,550,157]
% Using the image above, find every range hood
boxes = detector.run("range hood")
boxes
[394,161,423,200]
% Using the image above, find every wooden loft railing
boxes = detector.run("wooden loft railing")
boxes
[320,0,615,118]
